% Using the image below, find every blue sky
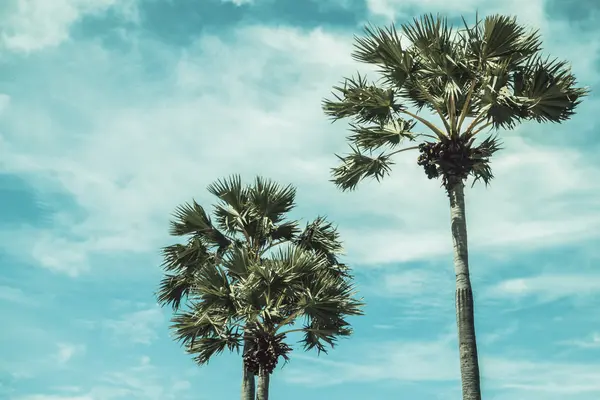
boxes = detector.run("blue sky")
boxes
[1,0,600,399]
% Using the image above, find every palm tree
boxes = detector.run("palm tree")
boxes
[173,245,362,400]
[156,175,363,400]
[322,14,587,400]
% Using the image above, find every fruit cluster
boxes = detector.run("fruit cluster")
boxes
[243,330,292,376]
[416,136,477,190]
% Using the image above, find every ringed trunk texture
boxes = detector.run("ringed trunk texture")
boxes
[241,340,255,400]
[448,182,482,400]
[256,368,270,400]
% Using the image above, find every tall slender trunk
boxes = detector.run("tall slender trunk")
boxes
[255,367,270,400]
[448,182,482,400]
[241,340,255,400]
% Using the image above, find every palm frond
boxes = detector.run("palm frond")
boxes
[269,221,301,243]
[515,56,589,123]
[352,23,405,67]
[295,216,344,259]
[248,176,296,224]
[401,14,454,58]
[221,245,252,281]
[206,175,248,213]
[322,73,400,125]
[469,135,503,187]
[298,316,355,354]
[299,325,337,354]
[352,24,416,91]
[169,201,232,250]
[331,146,394,191]
[347,118,417,150]
[462,14,542,68]
[157,273,194,310]
[160,239,211,274]
[399,72,446,112]
[171,305,228,345]
[297,272,363,322]
[212,203,248,237]
[157,240,215,309]
[191,263,239,316]
[188,334,242,365]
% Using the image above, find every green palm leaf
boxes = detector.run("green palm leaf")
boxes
[157,274,194,310]
[331,146,394,191]
[249,176,296,224]
[515,56,588,122]
[323,73,401,125]
[170,201,231,250]
[347,118,417,150]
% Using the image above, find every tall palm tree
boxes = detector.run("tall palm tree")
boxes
[322,14,587,400]
[156,175,363,400]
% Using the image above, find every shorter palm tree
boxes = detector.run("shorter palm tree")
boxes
[156,175,363,400]
[174,245,362,400]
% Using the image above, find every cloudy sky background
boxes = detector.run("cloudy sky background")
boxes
[1,0,599,399]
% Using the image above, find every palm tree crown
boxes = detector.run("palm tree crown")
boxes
[156,175,363,388]
[323,13,588,192]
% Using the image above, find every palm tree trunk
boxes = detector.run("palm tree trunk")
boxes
[241,340,255,400]
[255,367,270,400]
[448,182,481,400]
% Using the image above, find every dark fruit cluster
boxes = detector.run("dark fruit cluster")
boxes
[417,142,442,179]
[243,330,292,376]
[416,137,477,190]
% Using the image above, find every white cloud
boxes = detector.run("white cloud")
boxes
[0,94,10,114]
[15,395,93,400]
[15,356,194,400]
[360,268,456,320]
[0,17,598,275]
[284,335,459,386]
[487,274,600,302]
[92,356,195,400]
[479,322,519,346]
[487,358,600,395]
[220,0,254,5]
[103,308,164,345]
[55,343,86,365]
[0,0,139,52]
[560,332,600,349]
[284,335,600,398]
[365,0,544,23]
[0,285,36,305]
[363,0,546,29]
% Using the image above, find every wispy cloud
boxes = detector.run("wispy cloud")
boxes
[486,274,600,303]
[559,332,600,349]
[360,268,455,320]
[103,308,164,345]
[14,356,194,400]
[15,395,94,400]
[479,322,519,346]
[220,0,254,5]
[283,334,460,386]
[1,23,598,275]
[1,0,139,52]
[284,335,600,397]
[55,343,86,365]
[0,285,36,306]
